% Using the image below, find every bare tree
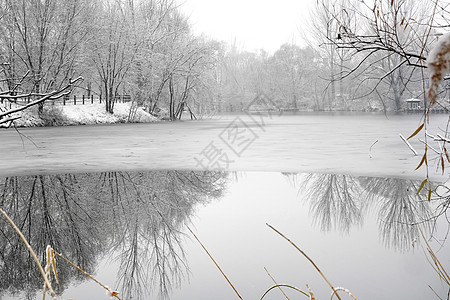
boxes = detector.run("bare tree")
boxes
[168,37,218,120]
[128,0,176,114]
[306,0,359,110]
[323,0,449,109]
[0,0,91,114]
[89,0,139,114]
[270,44,319,109]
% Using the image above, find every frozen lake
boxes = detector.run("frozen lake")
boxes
[0,112,448,180]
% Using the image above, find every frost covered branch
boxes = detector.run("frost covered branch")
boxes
[0,77,83,128]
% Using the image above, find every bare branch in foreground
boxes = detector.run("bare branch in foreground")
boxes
[0,77,83,126]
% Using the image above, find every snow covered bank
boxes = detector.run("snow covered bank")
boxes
[62,103,158,125]
[12,102,158,127]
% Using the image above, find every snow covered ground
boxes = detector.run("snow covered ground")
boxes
[61,103,158,125]
[9,102,158,127]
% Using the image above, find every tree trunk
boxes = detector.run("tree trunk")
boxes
[393,82,402,111]
[329,49,336,111]
[36,82,45,115]
[292,94,297,109]
[339,53,345,109]
[168,77,175,120]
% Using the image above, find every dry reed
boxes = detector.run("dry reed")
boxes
[266,223,359,300]
[186,225,242,299]
[263,267,291,299]
[0,206,121,300]
[0,208,56,298]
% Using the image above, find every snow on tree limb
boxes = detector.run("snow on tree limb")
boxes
[400,133,418,156]
[0,77,83,126]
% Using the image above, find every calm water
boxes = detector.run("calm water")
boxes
[1,170,449,299]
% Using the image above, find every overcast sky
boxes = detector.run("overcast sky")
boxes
[178,0,314,53]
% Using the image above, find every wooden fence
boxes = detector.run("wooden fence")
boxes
[0,94,132,108]
[61,94,132,105]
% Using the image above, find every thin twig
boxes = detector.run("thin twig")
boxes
[264,267,290,300]
[429,285,444,300]
[369,139,378,158]
[266,223,343,300]
[260,284,309,299]
[14,125,39,149]
[330,287,358,300]
[400,133,418,155]
[53,250,121,300]
[186,225,242,299]
[420,226,450,287]
[418,139,440,155]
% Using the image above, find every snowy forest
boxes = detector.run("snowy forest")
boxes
[0,0,448,123]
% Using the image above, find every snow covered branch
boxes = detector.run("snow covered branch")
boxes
[0,77,83,128]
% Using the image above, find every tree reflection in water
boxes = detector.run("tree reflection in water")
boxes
[359,177,434,251]
[1,171,446,299]
[301,173,363,232]
[0,175,101,299]
[296,173,436,251]
[0,171,226,300]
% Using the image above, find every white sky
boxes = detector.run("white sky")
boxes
[178,0,314,53]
